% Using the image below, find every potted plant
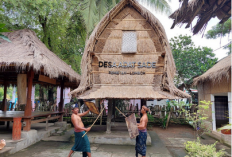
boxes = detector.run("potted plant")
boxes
[218,124,231,135]
[217,112,231,135]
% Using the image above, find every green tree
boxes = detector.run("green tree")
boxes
[0,23,11,43]
[0,0,84,101]
[205,18,231,55]
[80,0,172,38]
[0,87,3,99]
[0,86,14,100]
[170,35,218,96]
[0,8,11,43]
[1,0,172,73]
[0,0,84,73]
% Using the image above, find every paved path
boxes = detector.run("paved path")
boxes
[7,125,231,157]
[152,124,231,157]
[8,130,172,157]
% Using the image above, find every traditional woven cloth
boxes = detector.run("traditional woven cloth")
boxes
[71,131,91,153]
[135,130,147,156]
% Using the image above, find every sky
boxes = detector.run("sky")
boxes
[138,0,231,60]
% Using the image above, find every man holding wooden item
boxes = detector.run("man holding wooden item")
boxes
[67,105,91,157]
[136,106,149,157]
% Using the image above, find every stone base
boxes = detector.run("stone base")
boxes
[70,124,151,146]
[207,131,231,147]
[54,121,68,131]
[221,134,231,146]
[0,123,63,157]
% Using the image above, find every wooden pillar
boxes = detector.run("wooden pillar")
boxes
[95,99,100,118]
[140,99,146,117]
[113,100,116,122]
[228,92,231,124]
[23,69,34,131]
[12,117,22,140]
[100,99,103,125]
[59,79,64,122]
[106,99,113,133]
[2,80,7,111]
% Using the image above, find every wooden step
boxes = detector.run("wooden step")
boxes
[0,147,14,157]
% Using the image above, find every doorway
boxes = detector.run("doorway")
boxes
[215,96,229,128]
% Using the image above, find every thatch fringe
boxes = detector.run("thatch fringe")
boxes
[0,29,80,83]
[169,0,231,35]
[193,54,231,86]
[69,0,190,99]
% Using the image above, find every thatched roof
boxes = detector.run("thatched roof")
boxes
[169,0,231,34]
[0,29,80,85]
[193,54,231,85]
[69,0,190,99]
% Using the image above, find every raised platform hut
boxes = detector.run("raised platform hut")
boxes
[0,29,80,139]
[70,0,190,133]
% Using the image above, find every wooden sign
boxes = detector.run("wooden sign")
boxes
[39,75,56,85]
[125,113,139,139]
[84,101,99,115]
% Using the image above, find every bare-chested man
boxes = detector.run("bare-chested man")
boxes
[136,106,149,157]
[68,106,91,157]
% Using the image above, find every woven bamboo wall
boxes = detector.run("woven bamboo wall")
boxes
[91,6,165,86]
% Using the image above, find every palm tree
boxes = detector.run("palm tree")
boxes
[79,0,171,40]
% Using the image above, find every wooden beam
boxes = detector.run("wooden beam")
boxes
[92,53,160,55]
[38,75,56,85]
[106,99,113,133]
[25,69,34,117]
[59,79,64,121]
[30,115,61,124]
[31,118,47,124]
[112,19,146,21]
[93,84,157,86]
[48,115,61,121]
[91,71,163,75]
[91,63,164,67]
[23,68,34,131]
[106,28,152,31]
[0,118,13,121]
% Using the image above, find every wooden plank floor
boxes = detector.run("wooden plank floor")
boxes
[0,111,62,118]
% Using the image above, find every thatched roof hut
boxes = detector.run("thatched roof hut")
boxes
[0,29,80,87]
[169,0,231,34]
[69,0,190,99]
[193,54,231,85]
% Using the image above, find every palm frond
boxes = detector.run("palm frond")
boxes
[97,0,108,22]
[80,0,98,38]
[139,0,172,15]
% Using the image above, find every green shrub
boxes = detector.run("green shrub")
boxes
[147,113,154,122]
[185,137,225,157]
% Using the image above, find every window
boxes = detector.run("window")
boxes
[121,31,137,53]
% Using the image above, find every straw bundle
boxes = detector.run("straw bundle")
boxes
[193,54,231,86]
[0,29,80,84]
[69,0,190,99]
[169,0,231,35]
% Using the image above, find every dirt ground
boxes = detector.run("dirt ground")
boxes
[151,124,197,145]
[150,123,231,157]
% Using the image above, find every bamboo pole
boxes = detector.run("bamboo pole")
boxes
[115,107,126,118]
[82,106,105,137]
